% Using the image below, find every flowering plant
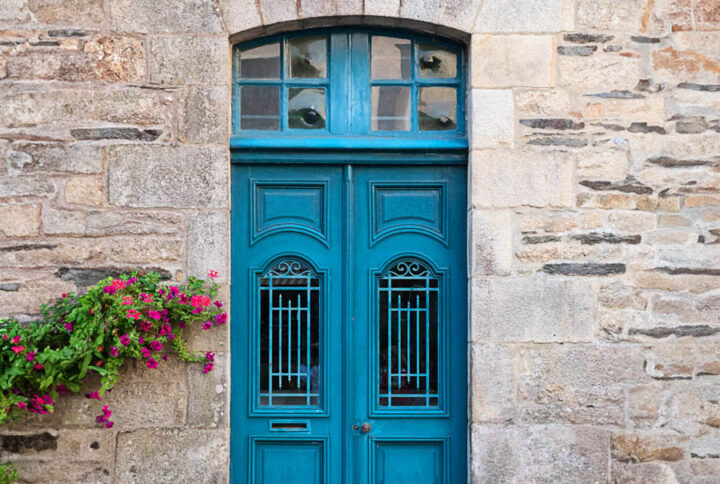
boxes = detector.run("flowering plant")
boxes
[0,270,226,483]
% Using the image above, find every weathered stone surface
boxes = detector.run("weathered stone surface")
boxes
[364,0,400,17]
[0,239,107,267]
[5,36,145,82]
[611,461,681,483]
[559,51,643,90]
[0,278,75,316]
[7,142,102,175]
[471,149,575,208]
[149,36,228,86]
[105,381,188,429]
[577,0,654,32]
[187,211,228,282]
[469,209,512,276]
[0,176,55,198]
[188,353,227,427]
[0,203,40,237]
[70,127,162,141]
[471,35,554,88]
[179,86,228,144]
[108,145,228,208]
[109,237,183,264]
[0,428,114,463]
[19,0,104,28]
[65,176,104,206]
[653,33,720,85]
[612,432,686,463]
[474,0,573,33]
[437,0,483,32]
[109,0,223,33]
[219,0,262,34]
[578,150,630,181]
[258,0,297,25]
[55,266,172,287]
[471,424,610,482]
[542,262,626,275]
[86,210,184,236]
[115,429,228,484]
[472,277,596,343]
[470,89,514,149]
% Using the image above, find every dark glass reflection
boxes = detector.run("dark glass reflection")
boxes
[288,88,326,129]
[288,36,327,78]
[240,86,280,130]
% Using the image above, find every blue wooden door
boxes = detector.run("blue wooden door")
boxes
[231,163,466,483]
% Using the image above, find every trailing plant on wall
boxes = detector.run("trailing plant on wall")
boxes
[0,270,227,484]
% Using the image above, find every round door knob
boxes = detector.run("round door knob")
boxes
[360,422,371,433]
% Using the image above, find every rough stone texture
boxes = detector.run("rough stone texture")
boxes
[1,1,720,483]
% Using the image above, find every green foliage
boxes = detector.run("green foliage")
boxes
[0,271,226,483]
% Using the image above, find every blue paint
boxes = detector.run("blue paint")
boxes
[231,27,467,484]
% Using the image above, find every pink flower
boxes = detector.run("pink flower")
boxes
[11,335,21,344]
[149,340,162,351]
[17,402,28,411]
[205,351,215,362]
[119,334,130,346]
[26,351,36,361]
[146,358,158,369]
[110,346,119,357]
[202,321,212,331]
[105,421,114,429]
[141,293,154,303]
[90,308,95,315]
[159,324,172,336]
[12,346,25,354]
[208,270,219,278]
[127,277,137,284]
[57,384,69,395]
[139,320,152,332]
[213,301,223,308]
[138,336,145,345]
[203,362,214,374]
[215,313,228,325]
[64,322,73,332]
[121,296,134,305]
[191,307,204,314]
[178,293,190,304]
[148,310,161,320]
[191,295,211,308]
[2,334,7,340]
[85,391,101,401]
[141,347,151,358]
[103,285,117,295]
[162,354,168,361]
[96,405,112,424]
[126,309,141,320]
[34,363,43,370]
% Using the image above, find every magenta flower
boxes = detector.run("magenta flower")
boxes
[104,285,117,294]
[191,295,211,308]
[158,289,166,296]
[162,354,168,361]
[11,335,21,344]
[178,293,190,304]
[12,345,25,354]
[57,384,69,395]
[138,336,145,345]
[127,277,137,284]
[205,351,215,362]
[141,347,151,358]
[126,309,141,320]
[208,269,219,278]
[119,334,130,346]
[64,322,73,332]
[141,293,154,303]
[146,358,158,369]
[159,324,172,336]
[148,310,161,320]
[149,340,162,351]
[202,321,212,331]
[213,301,223,308]
[203,362,214,373]
[215,313,228,325]
[105,421,114,429]
[85,391,101,401]
[110,346,119,357]
[26,351,36,361]
[17,402,28,411]
[34,363,43,370]
[121,296,134,305]
[139,320,152,332]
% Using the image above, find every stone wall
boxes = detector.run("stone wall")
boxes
[0,0,718,482]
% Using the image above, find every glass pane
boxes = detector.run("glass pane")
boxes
[372,36,411,80]
[419,87,457,131]
[417,44,457,78]
[288,36,327,78]
[238,43,280,79]
[240,86,279,130]
[288,88,326,130]
[378,260,439,408]
[372,86,410,131]
[259,259,321,407]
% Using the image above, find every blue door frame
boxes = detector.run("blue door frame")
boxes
[230,26,468,484]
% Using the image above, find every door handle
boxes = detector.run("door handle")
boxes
[353,422,371,433]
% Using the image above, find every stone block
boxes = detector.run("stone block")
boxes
[558,51,643,90]
[65,176,104,206]
[0,278,75,316]
[6,36,145,82]
[7,142,102,175]
[364,0,400,17]
[577,150,630,182]
[188,352,227,428]
[612,431,686,463]
[436,0,483,32]
[25,0,104,28]
[115,429,228,484]
[0,239,108,268]
[149,36,228,86]
[471,344,517,422]
[576,0,655,33]
[86,210,185,236]
[108,145,228,208]
[652,33,720,86]
[471,276,596,343]
[0,428,115,463]
[299,0,335,18]
[471,149,575,208]
[109,237,183,264]
[474,0,574,33]
[0,204,40,237]
[187,211,229,282]
[472,35,555,88]
[336,0,363,15]
[471,424,610,483]
[469,209,513,276]
[514,88,573,117]
[109,0,223,33]
[607,210,656,232]
[611,461,681,483]
[0,176,55,198]
[105,381,188,429]
[179,86,229,144]
[258,0,297,25]
[400,0,441,24]
[219,0,262,34]
[518,211,578,233]
[470,89,514,149]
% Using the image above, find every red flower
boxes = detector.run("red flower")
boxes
[208,270,219,278]
[34,363,44,370]
[11,335,21,344]
[85,391,101,401]
[11,346,25,354]
[203,362,214,373]
[26,351,36,361]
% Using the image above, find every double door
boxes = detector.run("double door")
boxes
[231,163,466,483]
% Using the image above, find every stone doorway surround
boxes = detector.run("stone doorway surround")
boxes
[0,0,719,482]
